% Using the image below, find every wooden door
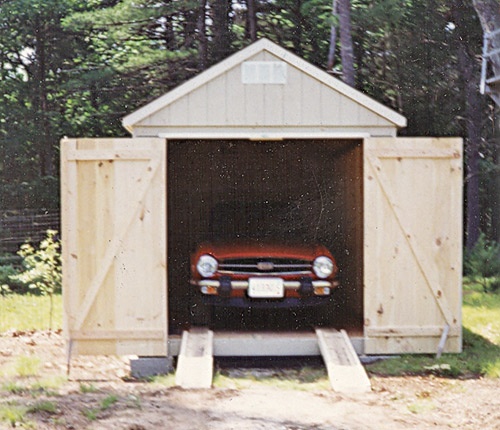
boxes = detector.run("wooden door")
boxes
[364,138,463,354]
[61,138,167,355]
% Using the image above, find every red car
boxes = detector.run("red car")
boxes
[190,240,339,308]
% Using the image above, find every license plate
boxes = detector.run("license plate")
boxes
[248,278,284,298]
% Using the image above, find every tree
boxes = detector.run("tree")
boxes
[448,0,486,250]
[338,0,355,86]
[472,0,500,245]
[0,0,95,208]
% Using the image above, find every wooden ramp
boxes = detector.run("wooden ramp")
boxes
[175,327,214,389]
[316,328,371,393]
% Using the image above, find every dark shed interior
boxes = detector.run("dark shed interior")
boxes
[167,139,363,334]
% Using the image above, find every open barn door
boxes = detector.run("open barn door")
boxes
[61,138,167,356]
[364,138,463,354]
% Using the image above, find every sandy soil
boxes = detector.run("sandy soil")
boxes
[0,330,499,429]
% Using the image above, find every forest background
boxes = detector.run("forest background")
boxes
[0,0,497,250]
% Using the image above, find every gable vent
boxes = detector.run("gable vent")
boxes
[241,61,287,84]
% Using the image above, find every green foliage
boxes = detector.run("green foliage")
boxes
[15,356,42,378]
[367,287,500,378]
[100,395,118,410]
[1,377,66,397]
[2,382,29,395]
[81,394,119,421]
[0,403,29,427]
[0,265,26,295]
[82,407,99,421]
[11,230,62,297]
[0,177,59,211]
[0,283,12,297]
[464,233,500,292]
[79,383,98,394]
[27,400,58,415]
[6,230,61,330]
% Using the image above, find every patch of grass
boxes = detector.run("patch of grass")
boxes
[15,356,42,378]
[79,382,98,393]
[27,400,57,414]
[1,355,43,379]
[100,394,118,410]
[463,290,500,344]
[147,373,176,387]
[2,381,29,395]
[367,286,500,379]
[0,402,30,427]
[1,376,66,398]
[0,293,62,332]
[82,407,99,421]
[32,375,67,394]
[81,394,120,422]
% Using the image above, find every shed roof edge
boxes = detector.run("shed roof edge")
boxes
[122,38,407,132]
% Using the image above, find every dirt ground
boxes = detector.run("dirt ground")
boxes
[0,330,499,430]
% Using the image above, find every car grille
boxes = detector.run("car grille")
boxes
[218,257,312,275]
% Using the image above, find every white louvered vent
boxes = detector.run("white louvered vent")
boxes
[241,61,287,84]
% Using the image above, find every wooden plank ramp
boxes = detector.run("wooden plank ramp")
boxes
[315,328,371,393]
[175,327,214,389]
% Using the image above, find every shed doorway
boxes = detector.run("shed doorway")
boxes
[167,139,363,335]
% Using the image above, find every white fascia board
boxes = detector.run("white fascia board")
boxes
[157,131,372,140]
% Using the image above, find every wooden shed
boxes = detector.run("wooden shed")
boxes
[62,39,463,358]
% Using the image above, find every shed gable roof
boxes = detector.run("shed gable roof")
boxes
[122,38,407,138]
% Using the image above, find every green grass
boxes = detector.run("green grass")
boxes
[0,402,31,428]
[100,394,118,410]
[463,289,500,344]
[1,376,66,397]
[1,355,42,380]
[27,400,58,414]
[0,293,62,332]
[81,394,120,422]
[367,284,500,379]
[79,383,98,394]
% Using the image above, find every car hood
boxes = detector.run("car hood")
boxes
[194,240,332,261]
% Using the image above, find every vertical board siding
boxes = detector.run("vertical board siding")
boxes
[363,138,463,354]
[138,52,395,132]
[62,138,167,356]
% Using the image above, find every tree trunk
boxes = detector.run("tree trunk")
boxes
[198,0,208,69]
[472,0,500,244]
[34,17,53,177]
[247,0,257,42]
[211,0,233,63]
[327,0,338,71]
[492,105,500,243]
[337,0,355,86]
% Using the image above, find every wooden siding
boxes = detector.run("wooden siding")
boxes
[61,138,167,356]
[138,51,392,135]
[363,138,463,354]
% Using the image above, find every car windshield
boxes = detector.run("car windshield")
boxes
[207,200,311,244]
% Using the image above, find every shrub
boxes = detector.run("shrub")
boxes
[0,264,27,294]
[10,230,62,329]
[464,233,500,293]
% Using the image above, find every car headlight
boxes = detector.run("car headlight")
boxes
[313,256,334,279]
[196,254,218,277]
